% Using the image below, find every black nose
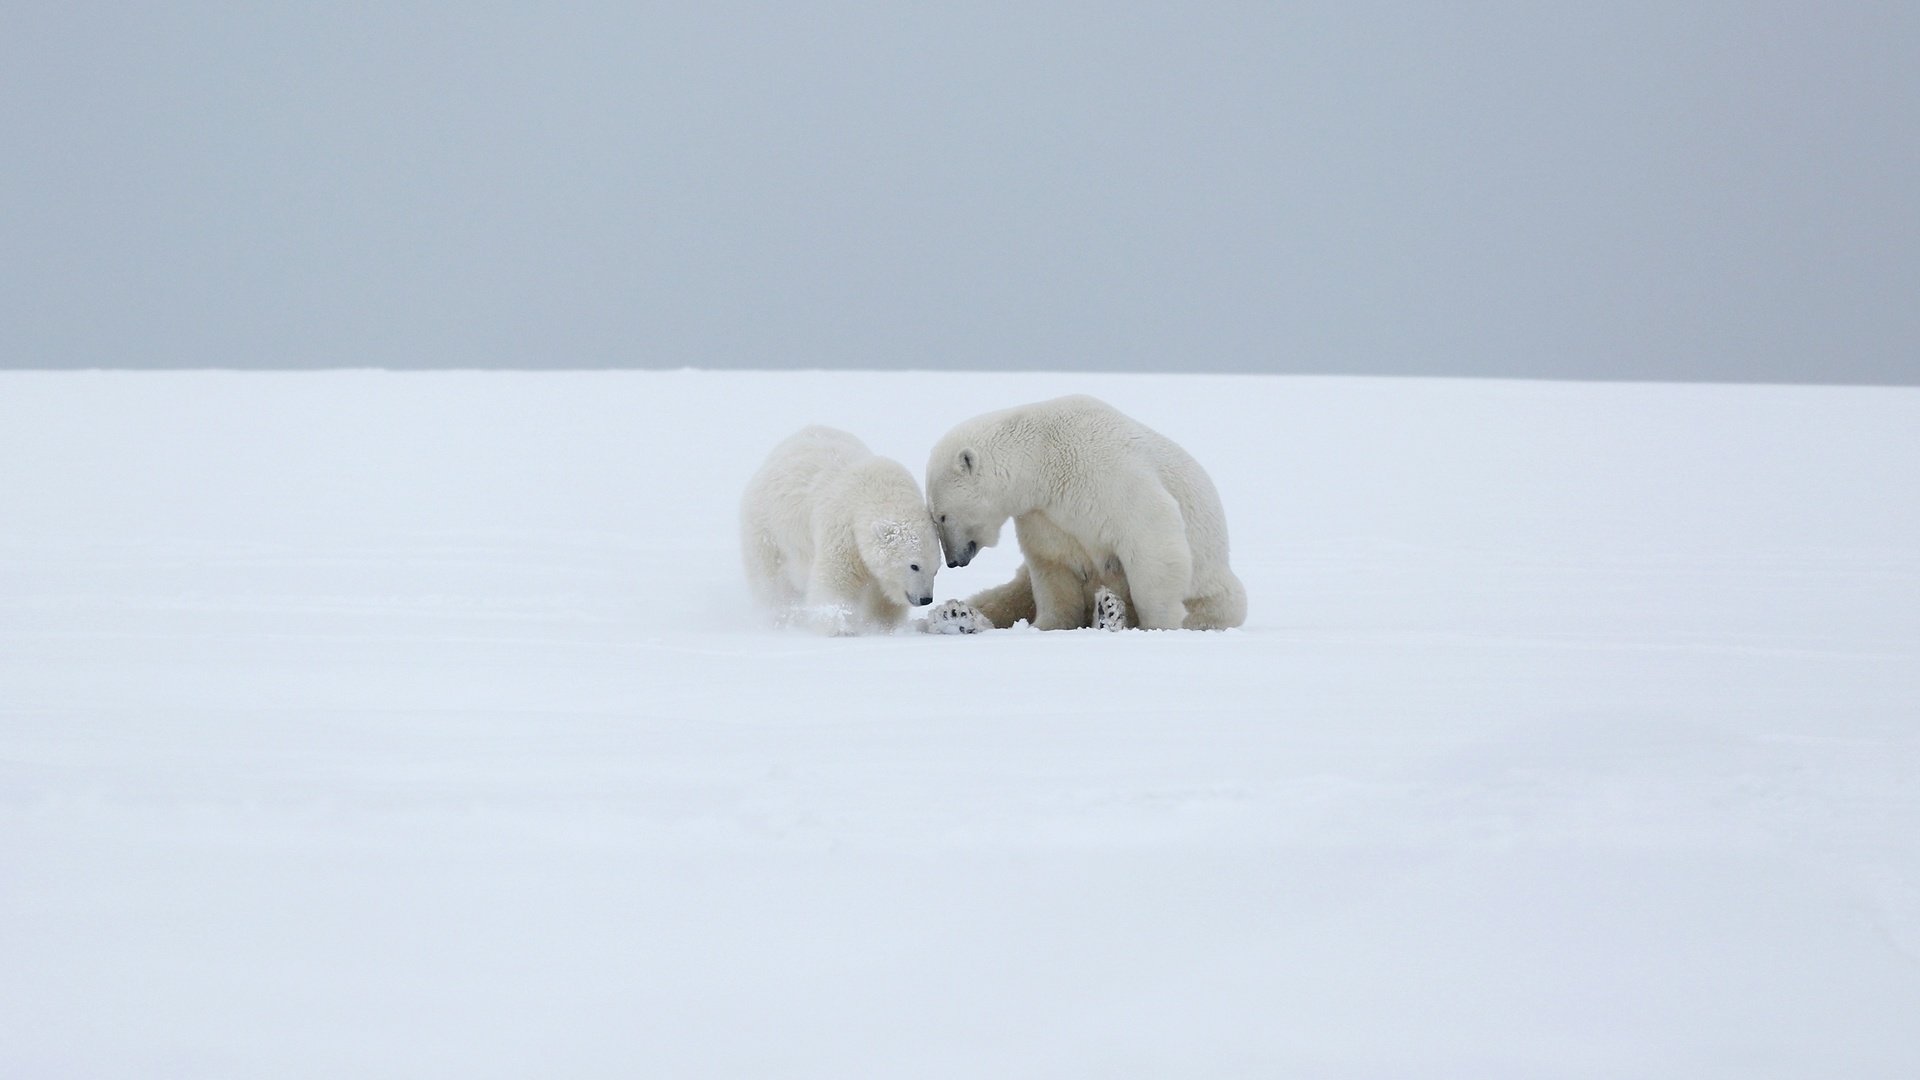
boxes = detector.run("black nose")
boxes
[946,560,957,568]
[916,595,933,606]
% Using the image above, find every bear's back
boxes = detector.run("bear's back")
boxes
[743,425,875,547]
[758,425,872,493]
[1038,395,1235,574]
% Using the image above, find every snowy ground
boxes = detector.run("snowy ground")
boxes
[3,370,1918,1078]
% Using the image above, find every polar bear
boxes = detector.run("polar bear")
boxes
[741,426,987,634]
[925,395,1247,631]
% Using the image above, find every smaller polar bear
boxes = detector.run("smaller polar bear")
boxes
[741,426,988,634]
[927,395,1247,631]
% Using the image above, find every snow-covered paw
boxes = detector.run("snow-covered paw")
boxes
[1092,587,1127,631]
[925,600,991,635]
[788,602,856,636]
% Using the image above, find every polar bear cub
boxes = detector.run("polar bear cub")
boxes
[926,395,1247,631]
[742,426,986,634]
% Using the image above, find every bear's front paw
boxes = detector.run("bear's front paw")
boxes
[1092,587,1127,631]
[925,600,992,635]
[789,602,857,636]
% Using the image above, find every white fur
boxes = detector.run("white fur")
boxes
[926,395,1248,631]
[740,426,945,634]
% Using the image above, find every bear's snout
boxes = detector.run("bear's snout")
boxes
[916,595,933,606]
[944,539,978,568]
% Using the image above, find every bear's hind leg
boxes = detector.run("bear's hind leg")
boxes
[1111,490,1194,630]
[742,523,800,614]
[1183,573,1248,630]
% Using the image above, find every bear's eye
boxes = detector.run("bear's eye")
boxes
[937,515,946,524]
[910,564,919,572]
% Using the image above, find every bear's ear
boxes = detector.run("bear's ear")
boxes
[958,448,975,475]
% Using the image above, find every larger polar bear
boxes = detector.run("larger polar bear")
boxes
[926,395,1247,631]
[742,426,984,634]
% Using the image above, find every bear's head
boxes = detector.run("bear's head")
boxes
[860,518,942,608]
[926,444,1005,568]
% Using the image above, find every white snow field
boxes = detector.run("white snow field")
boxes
[3,370,1918,1078]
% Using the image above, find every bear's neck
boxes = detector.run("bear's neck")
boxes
[984,419,1054,517]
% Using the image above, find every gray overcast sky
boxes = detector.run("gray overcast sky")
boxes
[4,3,1916,382]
